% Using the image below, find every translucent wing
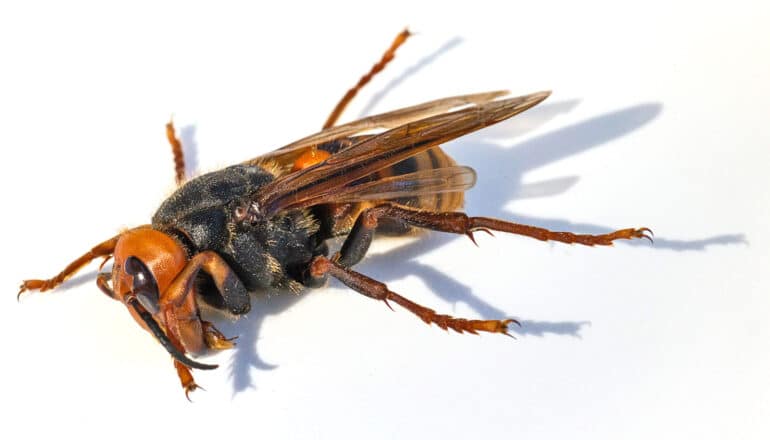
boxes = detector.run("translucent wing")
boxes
[330,166,477,203]
[243,90,509,167]
[256,91,550,216]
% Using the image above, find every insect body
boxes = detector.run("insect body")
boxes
[18,30,651,397]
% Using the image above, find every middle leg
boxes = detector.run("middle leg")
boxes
[309,255,517,335]
[305,202,650,335]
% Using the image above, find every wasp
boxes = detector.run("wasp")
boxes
[18,30,651,397]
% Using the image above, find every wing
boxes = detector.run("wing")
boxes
[255,90,550,217]
[243,90,509,168]
[331,166,477,203]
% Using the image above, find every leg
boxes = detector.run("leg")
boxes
[322,28,411,129]
[173,359,201,401]
[166,119,186,186]
[124,257,213,400]
[163,251,250,316]
[19,235,120,298]
[310,256,516,335]
[310,203,650,334]
[336,202,652,267]
[96,272,116,299]
[202,320,237,350]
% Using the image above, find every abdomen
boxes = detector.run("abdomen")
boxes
[317,146,465,237]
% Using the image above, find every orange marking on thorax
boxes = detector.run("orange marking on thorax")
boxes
[292,148,331,171]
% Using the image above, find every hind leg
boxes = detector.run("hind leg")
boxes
[323,28,411,129]
[336,202,651,267]
[305,202,650,335]
[308,255,517,335]
[165,119,186,185]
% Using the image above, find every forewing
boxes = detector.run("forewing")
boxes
[326,166,477,204]
[256,90,550,216]
[243,90,509,168]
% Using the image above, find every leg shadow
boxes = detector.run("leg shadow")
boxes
[178,124,199,178]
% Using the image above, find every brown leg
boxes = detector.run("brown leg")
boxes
[202,321,237,350]
[96,272,116,299]
[173,360,201,401]
[19,235,120,298]
[322,28,411,129]
[163,251,250,316]
[310,256,517,335]
[364,202,651,247]
[166,119,186,186]
[333,202,651,269]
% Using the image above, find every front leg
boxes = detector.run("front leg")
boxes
[19,234,120,298]
[164,251,251,316]
[174,360,201,401]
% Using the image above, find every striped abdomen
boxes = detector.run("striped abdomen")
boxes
[317,140,464,236]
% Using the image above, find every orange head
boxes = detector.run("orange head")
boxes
[111,227,216,370]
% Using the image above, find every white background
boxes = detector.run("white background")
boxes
[1,1,768,439]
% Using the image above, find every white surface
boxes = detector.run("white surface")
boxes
[1,1,768,439]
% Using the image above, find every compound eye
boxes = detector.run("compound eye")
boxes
[124,256,160,314]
